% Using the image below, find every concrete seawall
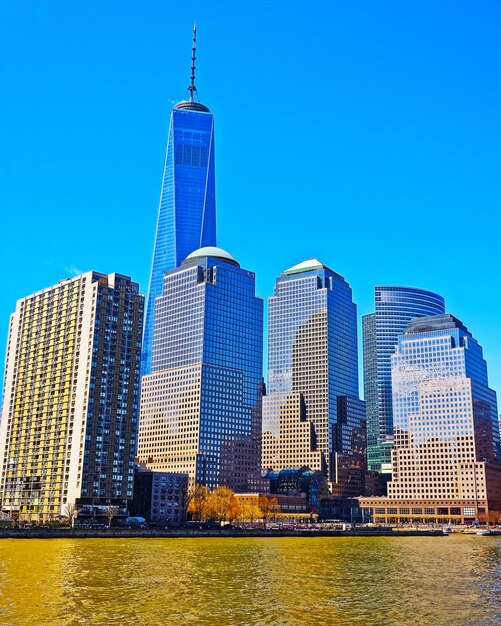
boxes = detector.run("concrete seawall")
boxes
[0,527,447,539]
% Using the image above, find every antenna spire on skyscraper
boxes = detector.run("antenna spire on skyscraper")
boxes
[189,22,197,102]
[142,19,214,376]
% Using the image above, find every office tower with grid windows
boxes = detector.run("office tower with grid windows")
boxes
[137,247,263,491]
[363,286,445,473]
[361,314,501,523]
[0,272,144,523]
[262,259,362,484]
[142,25,217,376]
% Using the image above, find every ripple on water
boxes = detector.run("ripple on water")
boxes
[0,535,500,625]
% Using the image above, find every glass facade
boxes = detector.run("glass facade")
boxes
[268,467,330,512]
[262,259,360,480]
[389,314,501,505]
[142,102,216,376]
[138,248,263,491]
[362,286,445,472]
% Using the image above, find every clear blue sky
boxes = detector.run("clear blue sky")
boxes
[1,1,500,401]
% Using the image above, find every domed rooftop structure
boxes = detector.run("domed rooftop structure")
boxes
[182,246,240,267]
[282,258,344,280]
[283,258,333,276]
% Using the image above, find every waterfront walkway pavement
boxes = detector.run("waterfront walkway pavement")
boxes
[0,526,456,539]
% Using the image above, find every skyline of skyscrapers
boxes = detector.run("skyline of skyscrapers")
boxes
[0,272,143,522]
[1,27,500,529]
[262,258,363,485]
[362,286,445,473]
[142,25,217,376]
[137,246,263,491]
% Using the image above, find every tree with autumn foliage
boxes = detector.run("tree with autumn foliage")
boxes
[206,487,239,523]
[187,485,210,521]
[258,495,280,527]
[240,502,263,526]
[187,487,281,526]
[187,486,243,523]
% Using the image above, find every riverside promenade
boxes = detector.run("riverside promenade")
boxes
[0,526,448,539]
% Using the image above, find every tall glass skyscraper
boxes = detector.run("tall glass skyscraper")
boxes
[138,247,263,491]
[361,314,501,523]
[142,27,216,375]
[262,259,361,482]
[362,286,445,472]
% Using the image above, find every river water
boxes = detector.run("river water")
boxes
[0,535,500,625]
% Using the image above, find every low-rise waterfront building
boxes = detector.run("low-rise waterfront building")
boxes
[267,466,330,515]
[130,467,189,526]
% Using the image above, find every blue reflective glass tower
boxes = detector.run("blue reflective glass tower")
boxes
[362,286,445,472]
[388,314,501,514]
[262,258,360,481]
[137,247,263,491]
[142,27,216,375]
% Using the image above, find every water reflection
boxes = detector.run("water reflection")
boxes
[0,536,500,625]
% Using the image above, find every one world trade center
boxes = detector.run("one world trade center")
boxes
[142,25,216,375]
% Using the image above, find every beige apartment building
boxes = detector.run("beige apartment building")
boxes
[0,272,143,522]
